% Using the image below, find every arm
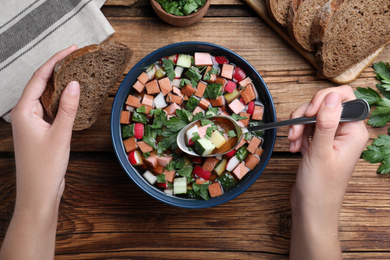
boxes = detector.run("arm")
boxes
[0,45,80,260]
[288,86,369,260]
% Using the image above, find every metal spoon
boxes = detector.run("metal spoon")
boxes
[176,98,370,157]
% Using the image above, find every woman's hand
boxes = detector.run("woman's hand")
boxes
[0,45,80,260]
[288,85,369,260]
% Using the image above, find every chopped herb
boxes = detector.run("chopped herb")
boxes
[177,167,193,178]
[162,58,175,80]
[228,130,237,137]
[136,105,147,113]
[205,107,218,116]
[180,78,191,87]
[193,112,205,121]
[142,152,151,158]
[192,182,210,200]
[249,121,264,138]
[176,109,193,124]
[363,135,390,174]
[185,96,200,111]
[232,113,248,121]
[143,125,157,149]
[132,111,148,124]
[122,124,134,139]
[200,119,212,126]
[156,0,207,16]
[185,66,202,87]
[203,67,219,82]
[203,83,223,99]
[157,174,166,183]
[244,132,252,140]
[235,146,249,161]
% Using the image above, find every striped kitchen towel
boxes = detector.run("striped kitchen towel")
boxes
[0,0,115,120]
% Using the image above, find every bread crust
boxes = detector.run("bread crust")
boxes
[311,0,390,77]
[266,0,292,27]
[41,41,131,130]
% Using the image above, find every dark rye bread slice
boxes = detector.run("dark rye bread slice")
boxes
[287,0,329,52]
[311,0,390,78]
[266,0,292,27]
[41,41,132,131]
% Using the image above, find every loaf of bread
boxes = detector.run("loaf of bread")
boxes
[41,41,132,131]
[287,0,328,52]
[266,0,292,27]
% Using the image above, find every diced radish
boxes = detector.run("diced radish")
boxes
[134,123,144,139]
[143,170,157,185]
[186,125,199,144]
[154,93,167,109]
[192,157,203,164]
[247,101,255,115]
[128,150,143,166]
[174,66,184,78]
[225,80,236,93]
[169,54,179,63]
[226,156,240,172]
[214,56,229,64]
[233,67,246,82]
[193,165,211,180]
[188,138,195,146]
[225,149,236,159]
[239,97,245,104]
[157,180,168,188]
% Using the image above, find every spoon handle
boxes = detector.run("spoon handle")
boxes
[247,99,370,132]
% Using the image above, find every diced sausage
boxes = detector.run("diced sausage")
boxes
[137,141,153,153]
[198,98,210,110]
[202,157,220,172]
[238,77,252,87]
[132,80,145,93]
[152,165,164,175]
[181,84,196,96]
[252,105,264,120]
[172,86,183,96]
[144,153,158,169]
[232,162,249,180]
[198,124,211,139]
[208,182,223,198]
[145,79,160,94]
[192,106,205,116]
[235,137,247,150]
[123,137,137,153]
[209,96,225,107]
[164,103,181,115]
[244,154,260,170]
[158,77,172,96]
[141,94,154,107]
[137,72,150,84]
[241,83,256,104]
[166,93,183,105]
[194,52,213,66]
[239,112,250,127]
[125,95,140,108]
[228,98,245,114]
[220,64,235,79]
[158,156,173,167]
[255,147,264,157]
[164,170,175,183]
[204,66,217,82]
[195,81,207,97]
[247,136,262,154]
[120,111,131,124]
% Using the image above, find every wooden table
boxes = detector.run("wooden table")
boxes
[1,1,390,259]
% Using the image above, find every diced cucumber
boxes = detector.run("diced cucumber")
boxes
[210,130,227,149]
[176,54,192,68]
[186,125,199,144]
[224,89,240,103]
[235,146,249,161]
[217,172,237,191]
[194,138,216,156]
[174,177,187,194]
[214,158,227,176]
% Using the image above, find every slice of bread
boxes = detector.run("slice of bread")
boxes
[311,0,390,78]
[41,41,132,131]
[287,0,328,52]
[266,0,292,27]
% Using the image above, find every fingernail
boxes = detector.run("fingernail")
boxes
[305,103,313,114]
[66,81,80,96]
[325,92,340,108]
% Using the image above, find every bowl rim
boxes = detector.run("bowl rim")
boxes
[111,41,277,209]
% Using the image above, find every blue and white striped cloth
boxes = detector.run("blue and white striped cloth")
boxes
[0,0,114,120]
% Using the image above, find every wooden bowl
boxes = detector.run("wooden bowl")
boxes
[150,0,211,26]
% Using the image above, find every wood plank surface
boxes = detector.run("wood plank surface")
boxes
[1,0,390,259]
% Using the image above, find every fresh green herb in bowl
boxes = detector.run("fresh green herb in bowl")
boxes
[156,0,207,16]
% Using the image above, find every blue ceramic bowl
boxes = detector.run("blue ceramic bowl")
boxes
[111,41,276,208]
